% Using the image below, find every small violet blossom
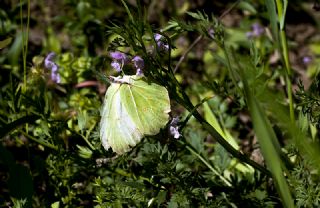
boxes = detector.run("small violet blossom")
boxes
[302,56,312,65]
[208,28,215,39]
[169,117,181,139]
[246,23,265,39]
[154,33,169,52]
[44,52,61,83]
[111,62,121,72]
[110,51,129,72]
[132,56,144,76]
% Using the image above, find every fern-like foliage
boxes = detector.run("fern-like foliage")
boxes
[297,76,320,128]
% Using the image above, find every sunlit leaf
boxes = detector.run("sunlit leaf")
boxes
[240,67,294,208]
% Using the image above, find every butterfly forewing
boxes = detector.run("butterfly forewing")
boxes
[121,76,170,135]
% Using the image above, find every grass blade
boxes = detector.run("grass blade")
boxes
[265,0,279,43]
[241,73,294,208]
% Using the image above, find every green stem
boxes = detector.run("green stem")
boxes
[276,2,295,123]
[87,122,97,150]
[0,115,40,138]
[73,129,95,151]
[20,0,31,91]
[167,58,270,176]
[80,134,95,151]
[80,123,96,151]
[274,0,294,122]
[182,141,232,187]
[201,120,270,175]
[222,43,239,90]
[0,114,58,150]
[174,35,203,73]
[280,31,290,74]
[275,0,284,22]
[280,30,294,122]
[176,88,271,176]
[19,0,24,58]
[286,75,295,122]
[19,130,58,151]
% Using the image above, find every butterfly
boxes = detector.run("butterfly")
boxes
[100,75,170,154]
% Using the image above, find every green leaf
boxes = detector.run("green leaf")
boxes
[77,145,93,159]
[77,110,88,131]
[265,0,279,44]
[7,32,23,64]
[0,115,40,139]
[237,1,257,14]
[0,37,12,49]
[240,71,294,208]
[120,0,134,23]
[280,0,288,30]
[100,75,170,154]
[51,201,60,208]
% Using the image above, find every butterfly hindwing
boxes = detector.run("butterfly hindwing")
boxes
[100,81,143,154]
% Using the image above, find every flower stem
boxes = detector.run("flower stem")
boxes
[20,0,31,91]
[182,141,232,187]
[20,130,58,151]
[177,88,271,176]
[275,0,294,123]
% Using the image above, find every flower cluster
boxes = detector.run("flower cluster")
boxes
[44,52,61,83]
[110,51,130,72]
[132,56,144,76]
[169,117,181,139]
[246,23,264,39]
[109,33,170,75]
[109,51,144,76]
[154,33,169,52]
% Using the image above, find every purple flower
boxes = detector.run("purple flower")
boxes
[45,52,61,83]
[154,33,169,52]
[132,56,144,76]
[246,23,264,39]
[170,126,180,139]
[302,56,312,65]
[111,61,121,72]
[109,51,129,72]
[154,33,163,42]
[171,117,179,126]
[169,117,181,139]
[208,28,215,39]
[110,51,129,62]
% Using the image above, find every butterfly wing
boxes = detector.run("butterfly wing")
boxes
[120,75,170,135]
[100,82,143,154]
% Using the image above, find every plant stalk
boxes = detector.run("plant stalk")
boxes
[20,0,31,91]
[177,89,271,176]
[275,0,294,123]
[183,142,232,186]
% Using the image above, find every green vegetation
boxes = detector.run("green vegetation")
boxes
[1,0,320,207]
